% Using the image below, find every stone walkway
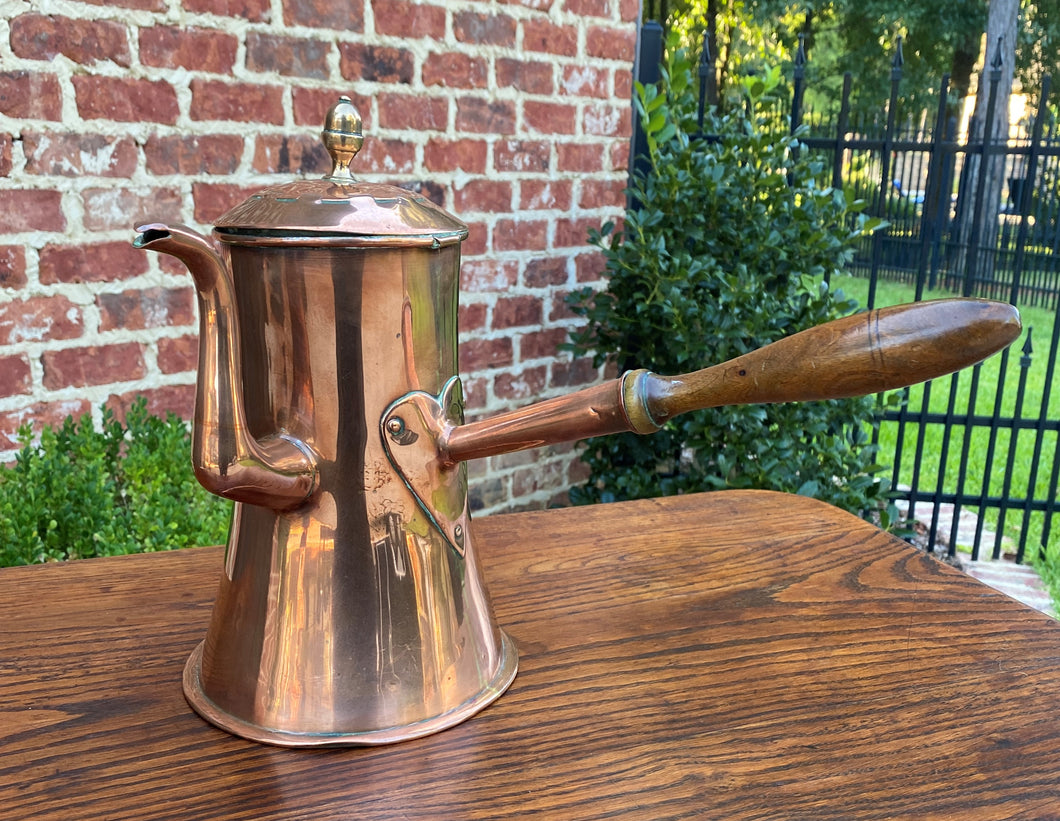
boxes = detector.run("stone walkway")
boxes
[963,558,1056,617]
[895,498,1056,618]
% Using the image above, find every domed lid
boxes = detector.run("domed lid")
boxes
[213,97,467,247]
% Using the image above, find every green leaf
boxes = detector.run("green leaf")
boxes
[570,45,890,524]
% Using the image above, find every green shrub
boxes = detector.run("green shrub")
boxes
[0,398,232,565]
[565,38,893,520]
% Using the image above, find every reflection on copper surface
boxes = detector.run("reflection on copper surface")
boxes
[143,220,516,746]
[256,513,336,729]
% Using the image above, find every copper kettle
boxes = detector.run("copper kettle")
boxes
[134,97,1020,747]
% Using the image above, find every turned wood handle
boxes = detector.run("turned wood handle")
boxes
[639,298,1021,425]
[444,299,1021,463]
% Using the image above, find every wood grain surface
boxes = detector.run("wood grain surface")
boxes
[1,490,1059,820]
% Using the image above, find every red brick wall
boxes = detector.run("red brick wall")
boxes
[0,1,637,513]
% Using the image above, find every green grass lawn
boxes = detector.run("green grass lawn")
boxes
[831,272,1060,606]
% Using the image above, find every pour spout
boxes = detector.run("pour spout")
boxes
[134,222,317,510]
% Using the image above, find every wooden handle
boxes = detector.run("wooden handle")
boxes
[641,298,1022,424]
[445,298,1021,463]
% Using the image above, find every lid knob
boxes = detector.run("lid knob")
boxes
[322,96,364,182]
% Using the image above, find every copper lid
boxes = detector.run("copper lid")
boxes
[214,97,467,247]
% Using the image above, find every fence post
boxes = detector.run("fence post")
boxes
[830,73,852,192]
[1017,75,1056,559]
[790,34,807,134]
[961,40,1004,297]
[867,37,904,307]
[915,73,952,299]
[1010,74,1051,302]
[697,31,715,133]
[932,116,959,290]
[629,20,664,194]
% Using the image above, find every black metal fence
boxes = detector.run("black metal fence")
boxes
[804,61,1060,313]
[632,22,1060,564]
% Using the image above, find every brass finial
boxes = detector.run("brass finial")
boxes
[322,96,363,181]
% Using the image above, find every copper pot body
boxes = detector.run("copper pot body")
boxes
[184,240,515,746]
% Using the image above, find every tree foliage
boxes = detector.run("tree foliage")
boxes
[648,1,1057,120]
[566,37,893,519]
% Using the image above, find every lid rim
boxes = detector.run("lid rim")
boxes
[212,179,467,239]
[213,227,467,248]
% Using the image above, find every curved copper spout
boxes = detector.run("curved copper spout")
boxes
[134,222,317,510]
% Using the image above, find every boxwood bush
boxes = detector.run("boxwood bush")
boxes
[0,398,232,565]
[565,39,894,521]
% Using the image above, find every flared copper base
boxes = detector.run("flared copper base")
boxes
[182,633,519,747]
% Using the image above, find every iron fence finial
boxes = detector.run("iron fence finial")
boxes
[991,37,1004,72]
[892,36,905,72]
[699,31,711,76]
[792,32,807,82]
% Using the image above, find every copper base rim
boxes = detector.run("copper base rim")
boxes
[181,635,519,748]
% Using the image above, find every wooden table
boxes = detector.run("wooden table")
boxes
[2,490,1059,819]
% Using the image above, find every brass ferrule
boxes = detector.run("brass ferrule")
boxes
[620,369,664,434]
